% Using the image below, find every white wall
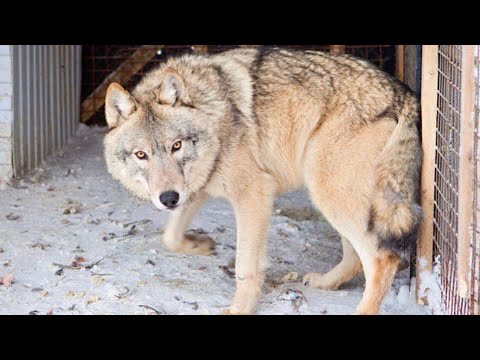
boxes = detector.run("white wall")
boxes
[0,45,12,181]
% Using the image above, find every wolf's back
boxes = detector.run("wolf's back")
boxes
[368,93,423,253]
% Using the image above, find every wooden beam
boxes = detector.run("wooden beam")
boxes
[396,45,405,82]
[330,45,346,55]
[476,60,480,314]
[416,45,439,305]
[80,45,163,123]
[457,45,475,298]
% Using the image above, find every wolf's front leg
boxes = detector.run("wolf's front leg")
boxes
[224,181,275,315]
[162,191,215,255]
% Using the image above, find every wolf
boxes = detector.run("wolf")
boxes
[103,47,422,315]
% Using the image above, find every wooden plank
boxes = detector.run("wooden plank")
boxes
[457,45,475,298]
[475,46,480,315]
[416,45,439,305]
[476,122,480,316]
[330,45,346,55]
[396,45,405,82]
[80,45,163,123]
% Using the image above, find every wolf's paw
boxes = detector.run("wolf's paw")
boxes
[222,285,261,315]
[221,303,256,315]
[167,232,216,256]
[220,309,237,315]
[354,306,379,315]
[220,308,254,315]
[220,302,256,315]
[302,272,340,291]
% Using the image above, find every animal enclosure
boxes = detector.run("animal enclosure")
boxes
[418,45,480,314]
[2,44,479,315]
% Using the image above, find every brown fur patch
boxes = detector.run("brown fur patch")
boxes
[357,252,400,315]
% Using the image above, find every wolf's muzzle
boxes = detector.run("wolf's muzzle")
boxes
[160,191,180,209]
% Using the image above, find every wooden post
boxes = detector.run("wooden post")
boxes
[457,45,475,298]
[416,45,439,304]
[396,45,405,82]
[330,45,346,55]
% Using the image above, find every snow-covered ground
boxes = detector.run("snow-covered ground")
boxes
[0,125,428,315]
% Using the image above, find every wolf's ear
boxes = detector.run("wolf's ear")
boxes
[105,83,137,128]
[156,69,187,106]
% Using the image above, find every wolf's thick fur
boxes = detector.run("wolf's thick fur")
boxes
[104,47,422,315]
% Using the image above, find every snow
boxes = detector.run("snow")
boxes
[0,125,428,315]
[417,256,443,314]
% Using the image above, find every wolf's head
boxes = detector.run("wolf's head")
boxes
[103,65,226,211]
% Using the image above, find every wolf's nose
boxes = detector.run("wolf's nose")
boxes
[160,191,179,209]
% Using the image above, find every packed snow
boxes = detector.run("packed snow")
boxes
[0,125,428,315]
[417,256,443,314]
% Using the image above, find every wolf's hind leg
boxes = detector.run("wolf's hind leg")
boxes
[303,237,362,290]
[355,249,400,315]
[162,191,215,256]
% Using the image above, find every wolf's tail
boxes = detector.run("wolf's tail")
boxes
[368,93,423,253]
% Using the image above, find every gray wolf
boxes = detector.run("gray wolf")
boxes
[103,47,422,315]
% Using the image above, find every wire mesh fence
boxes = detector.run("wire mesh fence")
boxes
[431,45,480,314]
[345,45,396,75]
[80,45,396,125]
[433,45,467,314]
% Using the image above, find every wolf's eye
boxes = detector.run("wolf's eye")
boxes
[172,141,182,153]
[135,151,148,160]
